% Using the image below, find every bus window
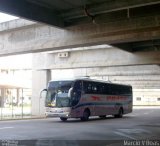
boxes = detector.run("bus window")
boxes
[71,81,82,106]
[83,81,91,94]
[46,81,73,107]
[84,81,105,94]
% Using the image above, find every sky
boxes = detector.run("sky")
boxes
[0,12,18,23]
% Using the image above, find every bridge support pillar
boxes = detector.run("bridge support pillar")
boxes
[32,70,51,116]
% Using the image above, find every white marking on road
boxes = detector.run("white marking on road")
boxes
[118,128,150,134]
[114,131,136,140]
[0,127,14,130]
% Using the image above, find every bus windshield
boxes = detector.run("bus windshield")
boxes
[46,81,73,107]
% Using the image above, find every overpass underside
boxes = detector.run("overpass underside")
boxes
[0,0,160,116]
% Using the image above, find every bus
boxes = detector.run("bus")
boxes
[41,78,132,121]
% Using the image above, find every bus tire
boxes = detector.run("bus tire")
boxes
[99,115,106,119]
[81,109,90,121]
[114,108,123,118]
[60,117,67,121]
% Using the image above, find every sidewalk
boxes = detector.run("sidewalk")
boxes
[133,105,160,109]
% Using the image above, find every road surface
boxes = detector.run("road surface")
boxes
[0,107,160,146]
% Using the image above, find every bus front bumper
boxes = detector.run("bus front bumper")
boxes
[45,112,71,118]
[45,107,71,118]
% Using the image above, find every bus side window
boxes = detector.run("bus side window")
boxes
[99,83,106,94]
[75,81,82,91]
[87,83,92,93]
[71,81,82,106]
[92,83,100,94]
[105,84,111,95]
[83,81,91,94]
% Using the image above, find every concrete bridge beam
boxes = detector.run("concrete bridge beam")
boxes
[0,14,160,55]
[85,66,160,76]
[100,75,160,81]
[32,48,160,69]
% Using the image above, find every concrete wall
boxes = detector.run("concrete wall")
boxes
[133,89,160,106]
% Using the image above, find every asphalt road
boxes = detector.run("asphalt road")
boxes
[0,107,160,146]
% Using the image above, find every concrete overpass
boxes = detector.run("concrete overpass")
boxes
[0,18,160,115]
[0,0,160,55]
[0,0,160,116]
[0,16,160,56]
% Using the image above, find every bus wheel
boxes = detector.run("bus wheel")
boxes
[60,117,67,121]
[81,109,90,121]
[99,115,106,119]
[114,108,123,118]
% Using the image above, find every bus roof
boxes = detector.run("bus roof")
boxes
[49,77,132,87]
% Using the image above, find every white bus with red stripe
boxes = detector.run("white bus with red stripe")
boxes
[41,78,132,121]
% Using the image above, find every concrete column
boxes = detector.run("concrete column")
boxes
[32,69,51,116]
[16,89,19,104]
[0,88,5,107]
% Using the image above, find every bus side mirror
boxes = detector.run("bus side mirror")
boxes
[68,87,73,98]
[40,89,47,98]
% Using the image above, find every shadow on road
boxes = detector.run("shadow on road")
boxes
[51,115,134,123]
